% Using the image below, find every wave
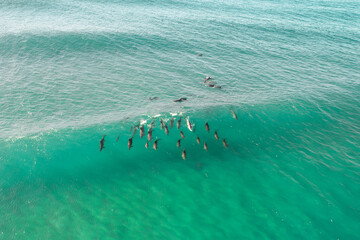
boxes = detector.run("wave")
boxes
[2,101,359,175]
[0,31,193,58]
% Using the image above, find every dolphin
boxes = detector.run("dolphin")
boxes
[214,131,219,140]
[180,130,185,139]
[205,122,210,132]
[204,76,212,82]
[204,142,208,151]
[169,117,174,128]
[99,135,106,152]
[150,119,156,128]
[153,139,159,150]
[204,77,222,88]
[177,139,181,148]
[164,124,169,135]
[186,117,194,132]
[140,125,145,139]
[116,134,120,142]
[230,108,238,120]
[132,123,140,136]
[222,139,228,148]
[128,137,133,150]
[160,119,164,130]
[182,148,186,160]
[177,116,182,130]
[147,127,153,142]
[196,136,200,144]
[205,81,216,87]
[173,97,187,102]
[147,97,159,101]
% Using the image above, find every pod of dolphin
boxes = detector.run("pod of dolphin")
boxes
[99,76,236,160]
[99,108,238,160]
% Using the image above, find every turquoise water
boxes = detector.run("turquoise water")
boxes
[1,0,360,239]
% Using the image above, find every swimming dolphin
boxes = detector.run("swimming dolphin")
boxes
[222,139,228,148]
[116,134,120,142]
[147,97,159,101]
[186,117,194,132]
[140,125,145,139]
[145,141,149,149]
[169,117,174,128]
[173,97,187,102]
[128,137,133,150]
[205,81,216,87]
[99,135,106,152]
[132,123,140,136]
[164,124,169,135]
[182,148,186,160]
[180,130,185,139]
[205,122,210,132]
[147,127,153,142]
[177,116,182,130]
[160,119,164,130]
[204,77,222,88]
[153,139,159,150]
[196,136,200,144]
[204,76,212,82]
[214,131,219,140]
[204,142,208,151]
[230,108,238,120]
[150,119,156,128]
[177,139,181,148]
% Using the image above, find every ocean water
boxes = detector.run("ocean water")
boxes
[1,0,360,239]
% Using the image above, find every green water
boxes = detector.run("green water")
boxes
[1,0,360,239]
